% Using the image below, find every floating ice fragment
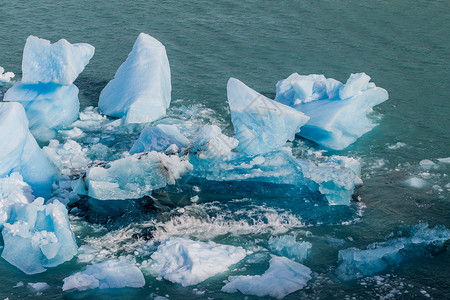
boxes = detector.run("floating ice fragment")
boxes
[62,260,145,291]
[146,237,247,286]
[43,140,90,175]
[336,224,450,281]
[268,235,311,262]
[275,72,388,150]
[419,159,438,170]
[28,282,49,292]
[130,124,189,154]
[21,36,94,85]
[222,255,311,299]
[192,125,238,158]
[437,157,450,164]
[74,151,192,200]
[99,33,171,123]
[0,66,14,83]
[227,78,309,155]
[0,173,34,227]
[0,102,56,197]
[405,177,427,189]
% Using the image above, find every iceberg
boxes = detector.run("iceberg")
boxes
[99,33,171,123]
[275,73,388,150]
[62,260,145,291]
[0,102,56,198]
[336,224,450,281]
[227,78,309,156]
[268,235,311,262]
[146,237,247,286]
[130,124,189,154]
[0,66,14,83]
[74,151,192,200]
[3,82,80,142]
[222,255,311,299]
[21,35,94,85]
[0,173,34,227]
[1,198,78,275]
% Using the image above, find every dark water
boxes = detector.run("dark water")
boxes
[0,0,449,299]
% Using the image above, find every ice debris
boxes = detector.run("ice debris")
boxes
[43,140,90,175]
[0,66,14,83]
[74,151,192,200]
[99,33,171,123]
[268,235,311,262]
[21,35,94,85]
[28,282,49,292]
[227,78,309,155]
[275,72,388,150]
[145,237,247,286]
[405,177,427,189]
[1,198,78,275]
[0,173,34,227]
[222,255,311,299]
[130,124,189,154]
[62,260,145,291]
[336,224,450,281]
[192,125,238,159]
[0,102,56,197]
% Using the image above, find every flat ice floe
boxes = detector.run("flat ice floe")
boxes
[144,237,247,286]
[222,255,312,299]
[62,260,145,291]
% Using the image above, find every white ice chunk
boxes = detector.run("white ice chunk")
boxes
[419,159,438,170]
[0,173,34,226]
[146,237,246,286]
[130,124,189,154]
[275,72,388,150]
[268,235,311,262]
[21,35,94,85]
[99,33,171,123]
[437,157,450,164]
[28,282,49,292]
[74,152,192,200]
[62,260,145,291]
[1,199,78,275]
[43,140,90,175]
[222,256,311,299]
[192,125,239,159]
[0,102,56,197]
[405,177,427,189]
[227,78,309,156]
[4,82,79,142]
[0,66,15,83]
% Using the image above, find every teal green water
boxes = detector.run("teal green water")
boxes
[0,1,449,299]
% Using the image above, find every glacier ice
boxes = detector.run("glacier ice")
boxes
[130,124,189,154]
[0,66,15,83]
[268,235,311,262]
[43,140,90,175]
[21,36,94,85]
[192,125,238,159]
[99,33,171,123]
[222,255,311,299]
[74,151,192,200]
[0,102,56,198]
[227,78,309,155]
[275,73,388,150]
[145,237,247,286]
[62,260,145,291]
[0,173,34,227]
[1,198,78,275]
[4,82,80,142]
[336,224,450,281]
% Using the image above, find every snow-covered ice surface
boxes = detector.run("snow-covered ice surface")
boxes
[275,73,388,150]
[99,33,171,123]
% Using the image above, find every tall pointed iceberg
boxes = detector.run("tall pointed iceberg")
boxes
[98,33,171,123]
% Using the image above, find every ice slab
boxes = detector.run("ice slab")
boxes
[62,260,145,291]
[1,198,78,275]
[0,102,56,197]
[4,82,80,142]
[336,223,450,281]
[192,125,238,159]
[146,237,246,286]
[222,255,311,299]
[227,78,309,155]
[268,235,311,262]
[0,66,15,83]
[74,151,192,200]
[99,33,171,123]
[21,35,94,85]
[275,73,388,150]
[0,173,34,226]
[130,124,189,154]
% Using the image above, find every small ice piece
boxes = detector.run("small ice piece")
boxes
[0,102,56,197]
[74,152,192,200]
[222,255,311,299]
[275,72,388,150]
[21,35,94,85]
[268,235,311,262]
[62,260,145,291]
[3,82,80,142]
[405,177,427,189]
[43,140,90,175]
[130,124,189,154]
[0,173,34,226]
[147,237,247,286]
[336,224,450,281]
[419,159,438,170]
[437,157,450,164]
[0,66,15,83]
[28,282,49,292]
[227,78,309,156]
[1,199,78,275]
[192,125,238,159]
[99,33,171,123]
